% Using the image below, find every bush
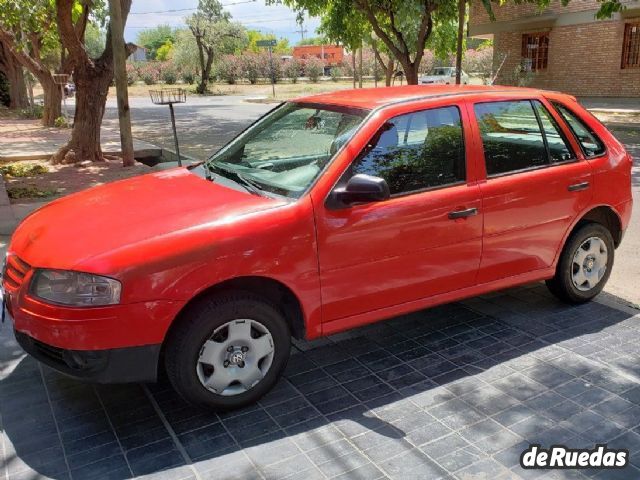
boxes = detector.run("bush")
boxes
[257,54,282,84]
[162,67,178,85]
[0,73,9,107]
[217,55,243,84]
[54,116,69,128]
[305,57,324,83]
[138,63,160,85]
[330,66,342,82]
[0,162,49,177]
[181,71,195,85]
[241,54,261,84]
[284,59,301,84]
[19,105,43,120]
[125,63,138,86]
[7,185,56,199]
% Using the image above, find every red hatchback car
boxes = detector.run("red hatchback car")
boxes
[5,86,633,409]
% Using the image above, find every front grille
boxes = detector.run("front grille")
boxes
[3,254,31,293]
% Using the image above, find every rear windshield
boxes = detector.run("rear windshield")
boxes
[552,103,606,158]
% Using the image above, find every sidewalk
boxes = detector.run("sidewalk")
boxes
[0,119,161,162]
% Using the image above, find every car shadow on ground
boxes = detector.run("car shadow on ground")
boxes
[2,283,640,480]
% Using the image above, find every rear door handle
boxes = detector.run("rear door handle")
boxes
[568,181,590,192]
[448,207,478,220]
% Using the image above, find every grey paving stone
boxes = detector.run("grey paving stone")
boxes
[380,448,449,480]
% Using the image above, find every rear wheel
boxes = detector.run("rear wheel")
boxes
[164,291,291,410]
[546,223,614,304]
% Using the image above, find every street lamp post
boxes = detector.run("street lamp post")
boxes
[371,32,378,88]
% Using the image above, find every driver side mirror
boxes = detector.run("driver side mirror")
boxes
[330,174,390,208]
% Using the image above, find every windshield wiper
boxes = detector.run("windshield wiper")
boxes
[207,163,263,196]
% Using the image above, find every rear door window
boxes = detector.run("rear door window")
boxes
[532,101,574,163]
[474,100,548,175]
[552,103,606,157]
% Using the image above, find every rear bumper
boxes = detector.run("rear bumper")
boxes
[15,330,161,383]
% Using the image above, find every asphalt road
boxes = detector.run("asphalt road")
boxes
[102,96,640,307]
[102,95,273,161]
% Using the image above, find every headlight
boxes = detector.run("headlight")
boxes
[30,270,121,306]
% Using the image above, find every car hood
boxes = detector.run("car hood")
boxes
[10,167,286,270]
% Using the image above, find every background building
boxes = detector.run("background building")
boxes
[469,0,640,96]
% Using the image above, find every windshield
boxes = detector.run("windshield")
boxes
[430,68,453,76]
[205,102,368,198]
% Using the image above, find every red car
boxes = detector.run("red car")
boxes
[4,86,633,410]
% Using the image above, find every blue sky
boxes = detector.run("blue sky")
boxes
[125,0,320,45]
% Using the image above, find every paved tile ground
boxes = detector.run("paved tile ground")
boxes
[2,284,640,480]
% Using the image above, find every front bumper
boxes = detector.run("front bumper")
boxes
[14,329,161,383]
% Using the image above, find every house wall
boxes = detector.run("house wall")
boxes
[470,0,640,96]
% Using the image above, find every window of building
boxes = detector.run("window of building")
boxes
[522,32,549,71]
[622,22,640,69]
[553,103,606,157]
[475,100,548,175]
[349,106,465,195]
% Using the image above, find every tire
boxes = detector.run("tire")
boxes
[546,222,614,304]
[164,291,291,410]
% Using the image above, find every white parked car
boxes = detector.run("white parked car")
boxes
[419,67,469,85]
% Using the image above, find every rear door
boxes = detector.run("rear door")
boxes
[468,98,593,283]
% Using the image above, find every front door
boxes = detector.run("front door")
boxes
[313,104,483,324]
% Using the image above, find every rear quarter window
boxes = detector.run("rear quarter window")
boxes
[552,103,606,158]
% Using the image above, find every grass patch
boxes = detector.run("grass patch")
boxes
[0,162,49,177]
[7,185,57,200]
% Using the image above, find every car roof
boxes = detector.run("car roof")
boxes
[294,85,560,110]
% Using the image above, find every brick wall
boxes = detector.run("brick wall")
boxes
[473,0,640,96]
[492,19,640,96]
[471,0,635,25]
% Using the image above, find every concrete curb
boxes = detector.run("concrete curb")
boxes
[0,175,18,235]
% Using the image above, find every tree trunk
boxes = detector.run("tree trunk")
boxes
[52,61,112,164]
[352,53,356,88]
[385,61,394,87]
[0,48,29,108]
[40,75,62,126]
[455,0,466,84]
[402,61,419,85]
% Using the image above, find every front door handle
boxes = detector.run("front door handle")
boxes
[568,181,590,192]
[448,207,478,220]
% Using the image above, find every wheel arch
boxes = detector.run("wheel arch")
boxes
[575,205,623,247]
[554,204,623,267]
[164,276,307,346]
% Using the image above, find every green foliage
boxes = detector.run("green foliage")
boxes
[136,25,175,60]
[54,116,69,128]
[330,66,342,82]
[296,36,326,46]
[18,105,43,119]
[162,65,178,84]
[305,57,324,83]
[181,71,195,85]
[284,58,301,83]
[0,162,48,177]
[7,185,56,199]
[156,39,174,61]
[84,22,106,59]
[172,29,200,76]
[247,31,291,54]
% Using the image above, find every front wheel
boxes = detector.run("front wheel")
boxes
[546,223,614,304]
[164,291,291,410]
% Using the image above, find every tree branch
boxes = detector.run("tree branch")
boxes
[352,0,404,61]
[55,0,88,65]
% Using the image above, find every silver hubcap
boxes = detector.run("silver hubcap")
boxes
[196,319,275,396]
[571,236,608,292]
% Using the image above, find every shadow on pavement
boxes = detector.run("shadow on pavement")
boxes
[2,284,640,480]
